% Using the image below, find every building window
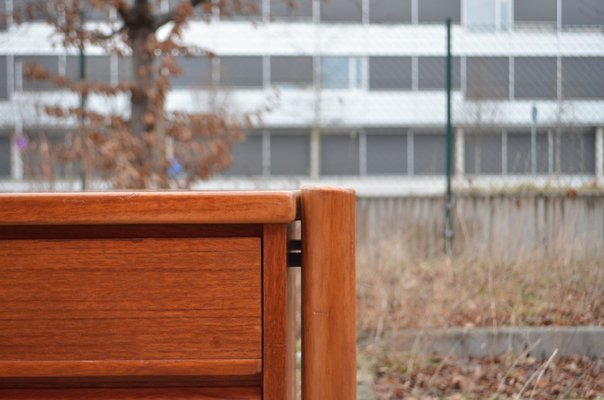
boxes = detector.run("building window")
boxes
[20,131,79,179]
[118,56,133,82]
[320,0,363,23]
[219,56,263,88]
[270,56,313,88]
[0,56,7,99]
[269,131,310,175]
[466,57,509,99]
[562,57,604,99]
[464,132,502,174]
[368,57,412,90]
[320,132,360,175]
[465,0,496,29]
[418,0,461,24]
[270,0,312,19]
[13,0,49,21]
[557,130,596,174]
[120,56,199,85]
[224,132,263,176]
[0,1,8,31]
[365,129,407,174]
[465,0,511,31]
[82,3,111,21]
[15,56,59,91]
[171,56,213,88]
[0,135,10,177]
[514,57,557,99]
[414,132,446,174]
[417,56,461,90]
[369,0,412,24]
[498,0,511,30]
[220,0,262,19]
[514,0,557,28]
[562,0,604,28]
[48,133,80,179]
[320,57,363,89]
[506,131,549,174]
[66,55,111,84]
[168,0,211,20]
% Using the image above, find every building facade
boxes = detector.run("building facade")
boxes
[0,0,603,194]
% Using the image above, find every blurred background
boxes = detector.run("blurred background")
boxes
[0,0,602,194]
[0,0,602,398]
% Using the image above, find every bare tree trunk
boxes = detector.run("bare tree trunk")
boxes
[130,34,153,137]
[124,0,162,187]
[128,0,155,137]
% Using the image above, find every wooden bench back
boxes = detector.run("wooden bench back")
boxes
[0,188,355,400]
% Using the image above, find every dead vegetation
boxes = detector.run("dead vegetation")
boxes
[371,353,604,399]
[356,237,604,399]
[357,245,604,343]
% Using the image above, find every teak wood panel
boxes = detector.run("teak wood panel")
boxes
[0,237,261,376]
[301,187,356,400]
[0,191,297,225]
[0,387,261,399]
[262,225,287,400]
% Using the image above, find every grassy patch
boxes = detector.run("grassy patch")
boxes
[357,247,603,340]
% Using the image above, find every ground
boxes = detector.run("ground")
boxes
[355,250,604,399]
[369,353,603,399]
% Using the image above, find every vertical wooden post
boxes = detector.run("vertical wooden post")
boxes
[301,187,356,400]
[263,224,287,400]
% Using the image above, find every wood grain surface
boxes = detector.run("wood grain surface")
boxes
[0,191,298,225]
[301,187,356,400]
[0,387,261,399]
[0,237,262,377]
[261,225,288,400]
[0,360,261,378]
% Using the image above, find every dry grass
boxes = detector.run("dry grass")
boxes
[355,197,604,398]
[370,353,604,399]
[356,240,604,398]
[357,241,604,344]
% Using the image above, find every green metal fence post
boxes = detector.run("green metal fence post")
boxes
[445,18,454,256]
[79,9,88,190]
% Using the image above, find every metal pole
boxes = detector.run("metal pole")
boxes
[310,17,321,180]
[79,10,88,190]
[445,18,454,256]
[531,105,538,175]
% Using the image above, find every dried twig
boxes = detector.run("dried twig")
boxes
[497,338,542,393]
[515,348,558,400]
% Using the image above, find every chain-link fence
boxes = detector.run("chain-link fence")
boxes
[0,0,603,194]
[454,21,604,182]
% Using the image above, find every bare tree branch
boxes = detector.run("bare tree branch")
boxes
[154,0,212,31]
[109,0,131,22]
[17,0,248,189]
[89,24,127,41]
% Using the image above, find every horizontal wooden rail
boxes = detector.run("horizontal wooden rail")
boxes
[0,191,298,225]
[0,360,262,378]
[0,388,262,400]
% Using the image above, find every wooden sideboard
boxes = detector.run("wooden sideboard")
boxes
[0,188,356,400]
